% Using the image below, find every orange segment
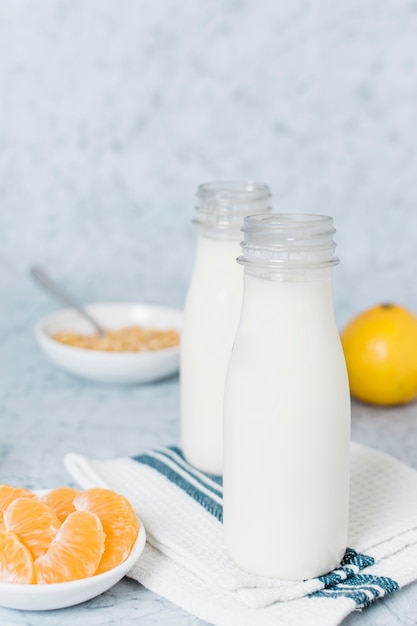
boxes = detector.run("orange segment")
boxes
[0,529,35,583]
[74,488,139,574]
[41,487,80,522]
[35,511,105,583]
[0,484,37,512]
[0,485,39,534]
[4,498,61,558]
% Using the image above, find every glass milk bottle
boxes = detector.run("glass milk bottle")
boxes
[223,214,351,580]
[180,182,271,474]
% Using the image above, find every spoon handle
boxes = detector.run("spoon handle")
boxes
[30,266,105,337]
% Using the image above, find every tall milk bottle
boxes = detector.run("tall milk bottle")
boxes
[223,214,351,580]
[180,182,271,474]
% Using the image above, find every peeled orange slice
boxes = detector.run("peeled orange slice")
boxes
[0,529,35,583]
[4,498,61,558]
[0,485,38,513]
[42,487,81,522]
[74,488,139,574]
[35,511,105,583]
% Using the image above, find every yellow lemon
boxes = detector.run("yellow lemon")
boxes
[340,303,417,406]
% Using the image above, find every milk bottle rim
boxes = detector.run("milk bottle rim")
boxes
[239,213,339,270]
[193,182,271,236]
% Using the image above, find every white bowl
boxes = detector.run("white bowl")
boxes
[0,490,147,611]
[34,302,182,384]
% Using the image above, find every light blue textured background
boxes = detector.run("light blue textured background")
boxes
[1,0,417,326]
[1,3,417,625]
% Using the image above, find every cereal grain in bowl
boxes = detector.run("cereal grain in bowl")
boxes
[52,325,180,352]
[35,302,183,384]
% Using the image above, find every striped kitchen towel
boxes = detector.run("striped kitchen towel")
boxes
[65,443,417,626]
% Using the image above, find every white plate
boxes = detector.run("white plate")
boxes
[34,302,182,384]
[0,490,146,611]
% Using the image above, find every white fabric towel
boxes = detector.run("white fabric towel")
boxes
[64,443,417,626]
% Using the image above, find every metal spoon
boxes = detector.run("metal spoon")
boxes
[30,266,105,337]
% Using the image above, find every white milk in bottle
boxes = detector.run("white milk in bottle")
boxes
[223,214,351,579]
[180,182,271,474]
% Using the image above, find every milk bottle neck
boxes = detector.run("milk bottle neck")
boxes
[193,181,271,241]
[238,214,339,280]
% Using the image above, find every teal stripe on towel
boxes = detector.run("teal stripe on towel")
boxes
[133,451,223,522]
[158,446,223,496]
[311,573,399,608]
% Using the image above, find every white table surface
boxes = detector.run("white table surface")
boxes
[1,288,416,626]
